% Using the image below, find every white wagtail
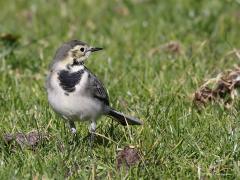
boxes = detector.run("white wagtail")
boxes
[46,40,143,140]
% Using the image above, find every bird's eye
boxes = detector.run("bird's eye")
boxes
[80,47,85,52]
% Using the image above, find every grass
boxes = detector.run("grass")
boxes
[1,0,240,179]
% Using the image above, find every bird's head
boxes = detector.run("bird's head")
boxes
[51,40,103,69]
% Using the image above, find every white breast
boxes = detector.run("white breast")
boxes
[47,69,103,121]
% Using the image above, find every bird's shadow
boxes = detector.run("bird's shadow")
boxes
[68,122,126,148]
[94,121,129,147]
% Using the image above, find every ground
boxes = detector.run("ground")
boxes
[1,0,240,179]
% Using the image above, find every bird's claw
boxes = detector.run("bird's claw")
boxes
[70,127,77,134]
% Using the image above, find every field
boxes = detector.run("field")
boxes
[1,0,240,179]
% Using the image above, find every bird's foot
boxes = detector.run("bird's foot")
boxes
[70,127,77,135]
[88,121,96,149]
[89,132,95,148]
[69,121,77,135]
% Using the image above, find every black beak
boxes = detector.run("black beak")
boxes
[88,47,103,52]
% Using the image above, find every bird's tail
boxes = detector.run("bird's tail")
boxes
[107,108,143,126]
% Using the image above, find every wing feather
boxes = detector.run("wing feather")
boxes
[85,68,109,106]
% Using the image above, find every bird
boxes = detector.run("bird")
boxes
[46,40,143,141]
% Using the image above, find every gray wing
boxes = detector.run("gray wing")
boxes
[85,68,110,106]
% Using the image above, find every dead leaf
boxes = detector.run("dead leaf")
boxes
[193,86,216,107]
[116,146,141,170]
[148,41,181,57]
[193,67,240,109]
[114,6,129,16]
[27,131,42,146]
[2,133,14,143]
[15,133,27,148]
[2,131,48,149]
[0,33,19,44]
[165,41,181,54]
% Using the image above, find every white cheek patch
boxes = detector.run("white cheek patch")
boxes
[77,52,90,62]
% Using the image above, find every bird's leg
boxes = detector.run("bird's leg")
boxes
[89,120,96,147]
[69,120,77,134]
